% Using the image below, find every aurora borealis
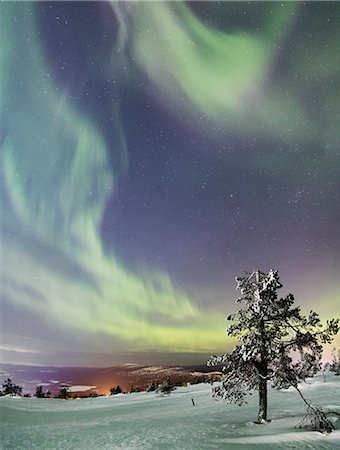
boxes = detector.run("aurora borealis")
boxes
[0,2,339,366]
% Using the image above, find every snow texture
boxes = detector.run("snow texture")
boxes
[0,373,339,449]
[67,385,97,392]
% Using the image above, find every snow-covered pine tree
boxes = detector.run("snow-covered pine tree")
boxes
[208,269,339,423]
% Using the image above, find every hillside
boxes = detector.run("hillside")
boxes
[1,372,339,449]
[0,363,221,396]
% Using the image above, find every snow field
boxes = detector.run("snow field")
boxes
[1,373,339,449]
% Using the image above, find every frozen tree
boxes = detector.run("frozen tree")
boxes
[208,269,339,424]
[329,347,340,375]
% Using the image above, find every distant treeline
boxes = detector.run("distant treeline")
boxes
[1,355,339,400]
[0,372,221,399]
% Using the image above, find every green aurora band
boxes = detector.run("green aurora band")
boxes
[119,2,307,138]
[0,4,226,354]
[114,1,339,156]
[0,2,339,359]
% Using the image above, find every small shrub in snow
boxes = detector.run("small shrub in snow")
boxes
[296,401,335,434]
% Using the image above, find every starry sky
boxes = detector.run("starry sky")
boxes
[0,1,339,367]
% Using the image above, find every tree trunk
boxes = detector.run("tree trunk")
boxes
[257,362,268,423]
[255,271,268,423]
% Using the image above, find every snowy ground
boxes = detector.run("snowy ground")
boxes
[1,373,339,450]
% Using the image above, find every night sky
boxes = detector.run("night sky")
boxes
[1,1,339,367]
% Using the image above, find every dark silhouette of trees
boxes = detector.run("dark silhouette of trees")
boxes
[157,377,176,395]
[55,385,69,399]
[35,385,51,398]
[146,380,158,392]
[208,269,339,427]
[77,392,101,398]
[1,378,23,396]
[129,384,142,393]
[109,385,122,395]
[329,348,340,375]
